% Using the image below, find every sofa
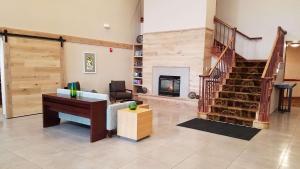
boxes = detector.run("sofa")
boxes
[57,89,133,136]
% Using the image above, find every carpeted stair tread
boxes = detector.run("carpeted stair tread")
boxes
[222,84,262,90]
[223,84,262,88]
[236,61,267,63]
[219,91,261,102]
[237,60,267,63]
[229,73,263,79]
[227,78,262,81]
[219,91,261,96]
[226,79,262,87]
[211,105,257,113]
[232,67,265,73]
[210,105,257,119]
[214,98,260,110]
[207,113,255,122]
[234,66,265,69]
[215,98,259,104]
[230,72,263,75]
[236,61,266,67]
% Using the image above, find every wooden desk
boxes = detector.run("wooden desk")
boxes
[42,93,107,142]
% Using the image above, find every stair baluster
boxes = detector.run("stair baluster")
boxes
[199,31,236,113]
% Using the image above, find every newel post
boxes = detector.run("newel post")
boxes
[198,75,209,119]
[253,78,272,129]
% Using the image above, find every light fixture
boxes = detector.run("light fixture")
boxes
[290,43,300,48]
[287,41,300,48]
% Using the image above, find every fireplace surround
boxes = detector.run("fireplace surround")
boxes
[159,75,180,97]
[152,66,189,98]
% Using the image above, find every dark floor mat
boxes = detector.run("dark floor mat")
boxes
[177,118,260,141]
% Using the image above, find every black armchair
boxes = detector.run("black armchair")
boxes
[109,81,132,102]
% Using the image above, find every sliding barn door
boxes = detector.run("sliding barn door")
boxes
[4,37,64,118]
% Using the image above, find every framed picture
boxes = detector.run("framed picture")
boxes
[84,52,96,73]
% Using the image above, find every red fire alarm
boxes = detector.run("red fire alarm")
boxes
[109,48,113,53]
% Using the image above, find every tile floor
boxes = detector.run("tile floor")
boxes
[0,99,300,169]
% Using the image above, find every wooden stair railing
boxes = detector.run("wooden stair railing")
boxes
[199,34,236,113]
[200,17,262,114]
[213,17,263,55]
[213,17,235,51]
[258,27,287,122]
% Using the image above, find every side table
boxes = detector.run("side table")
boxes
[117,108,152,141]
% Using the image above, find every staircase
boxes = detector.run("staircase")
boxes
[199,17,287,128]
[207,56,266,126]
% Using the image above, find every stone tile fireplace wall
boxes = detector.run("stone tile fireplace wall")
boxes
[143,28,213,97]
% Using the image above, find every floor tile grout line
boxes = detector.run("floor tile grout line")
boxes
[276,119,299,169]
[141,154,172,168]
[276,137,294,169]
[170,150,199,169]
[225,141,250,169]
[170,136,227,169]
[3,147,44,169]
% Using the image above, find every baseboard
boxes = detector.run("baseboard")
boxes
[253,120,269,129]
[198,112,208,119]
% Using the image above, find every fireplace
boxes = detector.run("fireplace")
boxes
[159,75,180,97]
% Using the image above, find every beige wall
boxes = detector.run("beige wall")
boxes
[0,0,141,93]
[0,0,141,43]
[64,43,133,93]
[206,0,217,30]
[285,46,300,97]
[216,0,300,59]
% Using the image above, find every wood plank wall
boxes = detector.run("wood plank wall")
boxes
[0,27,133,50]
[5,37,63,118]
[143,28,214,95]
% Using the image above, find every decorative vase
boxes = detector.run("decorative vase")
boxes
[129,102,137,110]
[70,82,77,98]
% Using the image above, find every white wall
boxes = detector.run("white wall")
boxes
[144,0,215,33]
[216,0,300,59]
[0,0,141,93]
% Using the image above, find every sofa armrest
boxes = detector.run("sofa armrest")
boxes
[106,101,134,130]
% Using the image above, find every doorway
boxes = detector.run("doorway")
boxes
[284,41,300,107]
